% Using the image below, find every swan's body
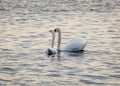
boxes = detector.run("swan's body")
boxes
[60,37,87,51]
[54,28,87,51]
[45,30,57,55]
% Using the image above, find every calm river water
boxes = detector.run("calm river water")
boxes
[0,0,120,86]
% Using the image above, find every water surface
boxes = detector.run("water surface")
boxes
[0,0,120,86]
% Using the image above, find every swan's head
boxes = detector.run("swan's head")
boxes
[49,30,52,32]
[49,30,55,35]
[54,28,60,32]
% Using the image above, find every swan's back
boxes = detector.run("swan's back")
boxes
[61,37,87,51]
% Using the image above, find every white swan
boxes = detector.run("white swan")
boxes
[54,28,87,51]
[45,30,57,55]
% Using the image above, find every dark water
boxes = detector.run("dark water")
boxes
[0,0,120,86]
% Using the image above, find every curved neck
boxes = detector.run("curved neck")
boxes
[57,29,61,50]
[51,31,55,48]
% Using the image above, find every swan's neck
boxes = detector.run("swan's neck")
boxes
[51,31,55,48]
[57,29,61,50]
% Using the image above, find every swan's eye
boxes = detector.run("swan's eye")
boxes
[54,29,57,32]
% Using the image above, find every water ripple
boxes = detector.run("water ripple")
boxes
[0,67,17,74]
[79,79,104,85]
[46,73,62,77]
[0,0,120,86]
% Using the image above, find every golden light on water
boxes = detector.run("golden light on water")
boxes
[0,0,120,86]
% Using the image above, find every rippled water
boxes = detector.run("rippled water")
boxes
[0,0,120,86]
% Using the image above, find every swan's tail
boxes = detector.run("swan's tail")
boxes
[81,41,88,50]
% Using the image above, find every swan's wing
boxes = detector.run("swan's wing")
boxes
[62,37,87,51]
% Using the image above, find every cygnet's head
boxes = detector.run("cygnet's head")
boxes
[45,48,57,55]
[46,48,54,55]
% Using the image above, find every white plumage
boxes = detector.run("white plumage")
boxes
[54,28,87,52]
[45,28,87,55]
[60,37,87,51]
